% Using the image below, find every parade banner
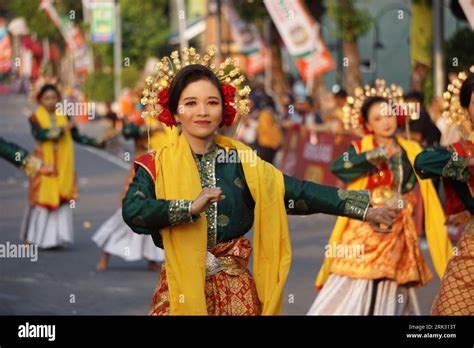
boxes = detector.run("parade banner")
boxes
[91,1,115,43]
[40,0,92,74]
[222,0,267,76]
[263,0,334,80]
[0,18,12,73]
[66,19,93,75]
[280,126,357,186]
[459,0,474,29]
[40,0,77,51]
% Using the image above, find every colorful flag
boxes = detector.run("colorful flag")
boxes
[0,18,12,73]
[91,1,115,43]
[222,0,267,76]
[40,0,92,74]
[263,0,334,80]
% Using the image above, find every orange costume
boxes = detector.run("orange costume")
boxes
[308,135,452,315]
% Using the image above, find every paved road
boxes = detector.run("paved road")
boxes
[0,94,440,315]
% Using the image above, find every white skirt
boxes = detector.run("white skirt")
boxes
[92,208,164,262]
[20,204,74,249]
[307,274,421,315]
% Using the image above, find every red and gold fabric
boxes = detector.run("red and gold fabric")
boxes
[149,236,262,315]
[444,140,474,215]
[431,223,474,315]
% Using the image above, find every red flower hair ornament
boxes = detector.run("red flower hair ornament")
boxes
[156,83,237,128]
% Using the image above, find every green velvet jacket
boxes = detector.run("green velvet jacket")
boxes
[122,143,372,249]
[0,137,44,177]
[330,143,417,193]
[122,122,148,139]
[415,146,474,214]
[29,117,104,148]
[0,136,30,168]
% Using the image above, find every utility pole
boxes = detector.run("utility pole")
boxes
[177,0,188,51]
[113,0,122,102]
[264,17,272,96]
[433,0,445,98]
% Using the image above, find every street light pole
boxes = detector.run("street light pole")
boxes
[433,0,445,98]
[177,0,188,51]
[264,17,272,96]
[216,0,222,62]
[113,0,122,102]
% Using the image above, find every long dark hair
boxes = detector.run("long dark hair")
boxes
[36,84,61,102]
[361,96,388,123]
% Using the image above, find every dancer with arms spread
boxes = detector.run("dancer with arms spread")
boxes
[122,48,399,315]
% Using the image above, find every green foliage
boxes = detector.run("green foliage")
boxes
[92,42,114,69]
[121,64,141,88]
[423,67,434,106]
[326,0,372,42]
[8,0,61,40]
[233,0,268,23]
[120,0,171,68]
[82,72,114,102]
[8,0,84,43]
[82,65,140,101]
[445,27,474,74]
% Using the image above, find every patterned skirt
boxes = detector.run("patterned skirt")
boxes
[431,220,474,315]
[330,192,432,287]
[148,236,262,315]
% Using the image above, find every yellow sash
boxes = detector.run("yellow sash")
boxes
[315,135,452,287]
[154,133,292,315]
[143,116,179,150]
[35,106,75,208]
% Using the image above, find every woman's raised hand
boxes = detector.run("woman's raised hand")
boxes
[190,187,225,215]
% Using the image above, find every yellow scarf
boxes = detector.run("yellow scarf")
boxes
[154,133,292,315]
[315,135,452,287]
[35,105,75,208]
[144,116,179,150]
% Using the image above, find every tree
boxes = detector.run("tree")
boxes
[326,0,372,93]
[120,0,171,69]
[87,0,171,101]
[410,0,432,92]
[445,27,474,74]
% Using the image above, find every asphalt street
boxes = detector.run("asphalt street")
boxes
[0,94,440,315]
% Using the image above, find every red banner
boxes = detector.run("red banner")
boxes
[280,126,358,186]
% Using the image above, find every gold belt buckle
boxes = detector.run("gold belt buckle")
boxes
[206,251,224,277]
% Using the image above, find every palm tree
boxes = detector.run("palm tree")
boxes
[327,0,371,93]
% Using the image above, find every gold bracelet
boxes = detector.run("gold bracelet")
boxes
[21,155,42,177]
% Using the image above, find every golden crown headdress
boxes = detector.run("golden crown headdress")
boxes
[442,66,474,140]
[342,79,404,130]
[140,46,251,128]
